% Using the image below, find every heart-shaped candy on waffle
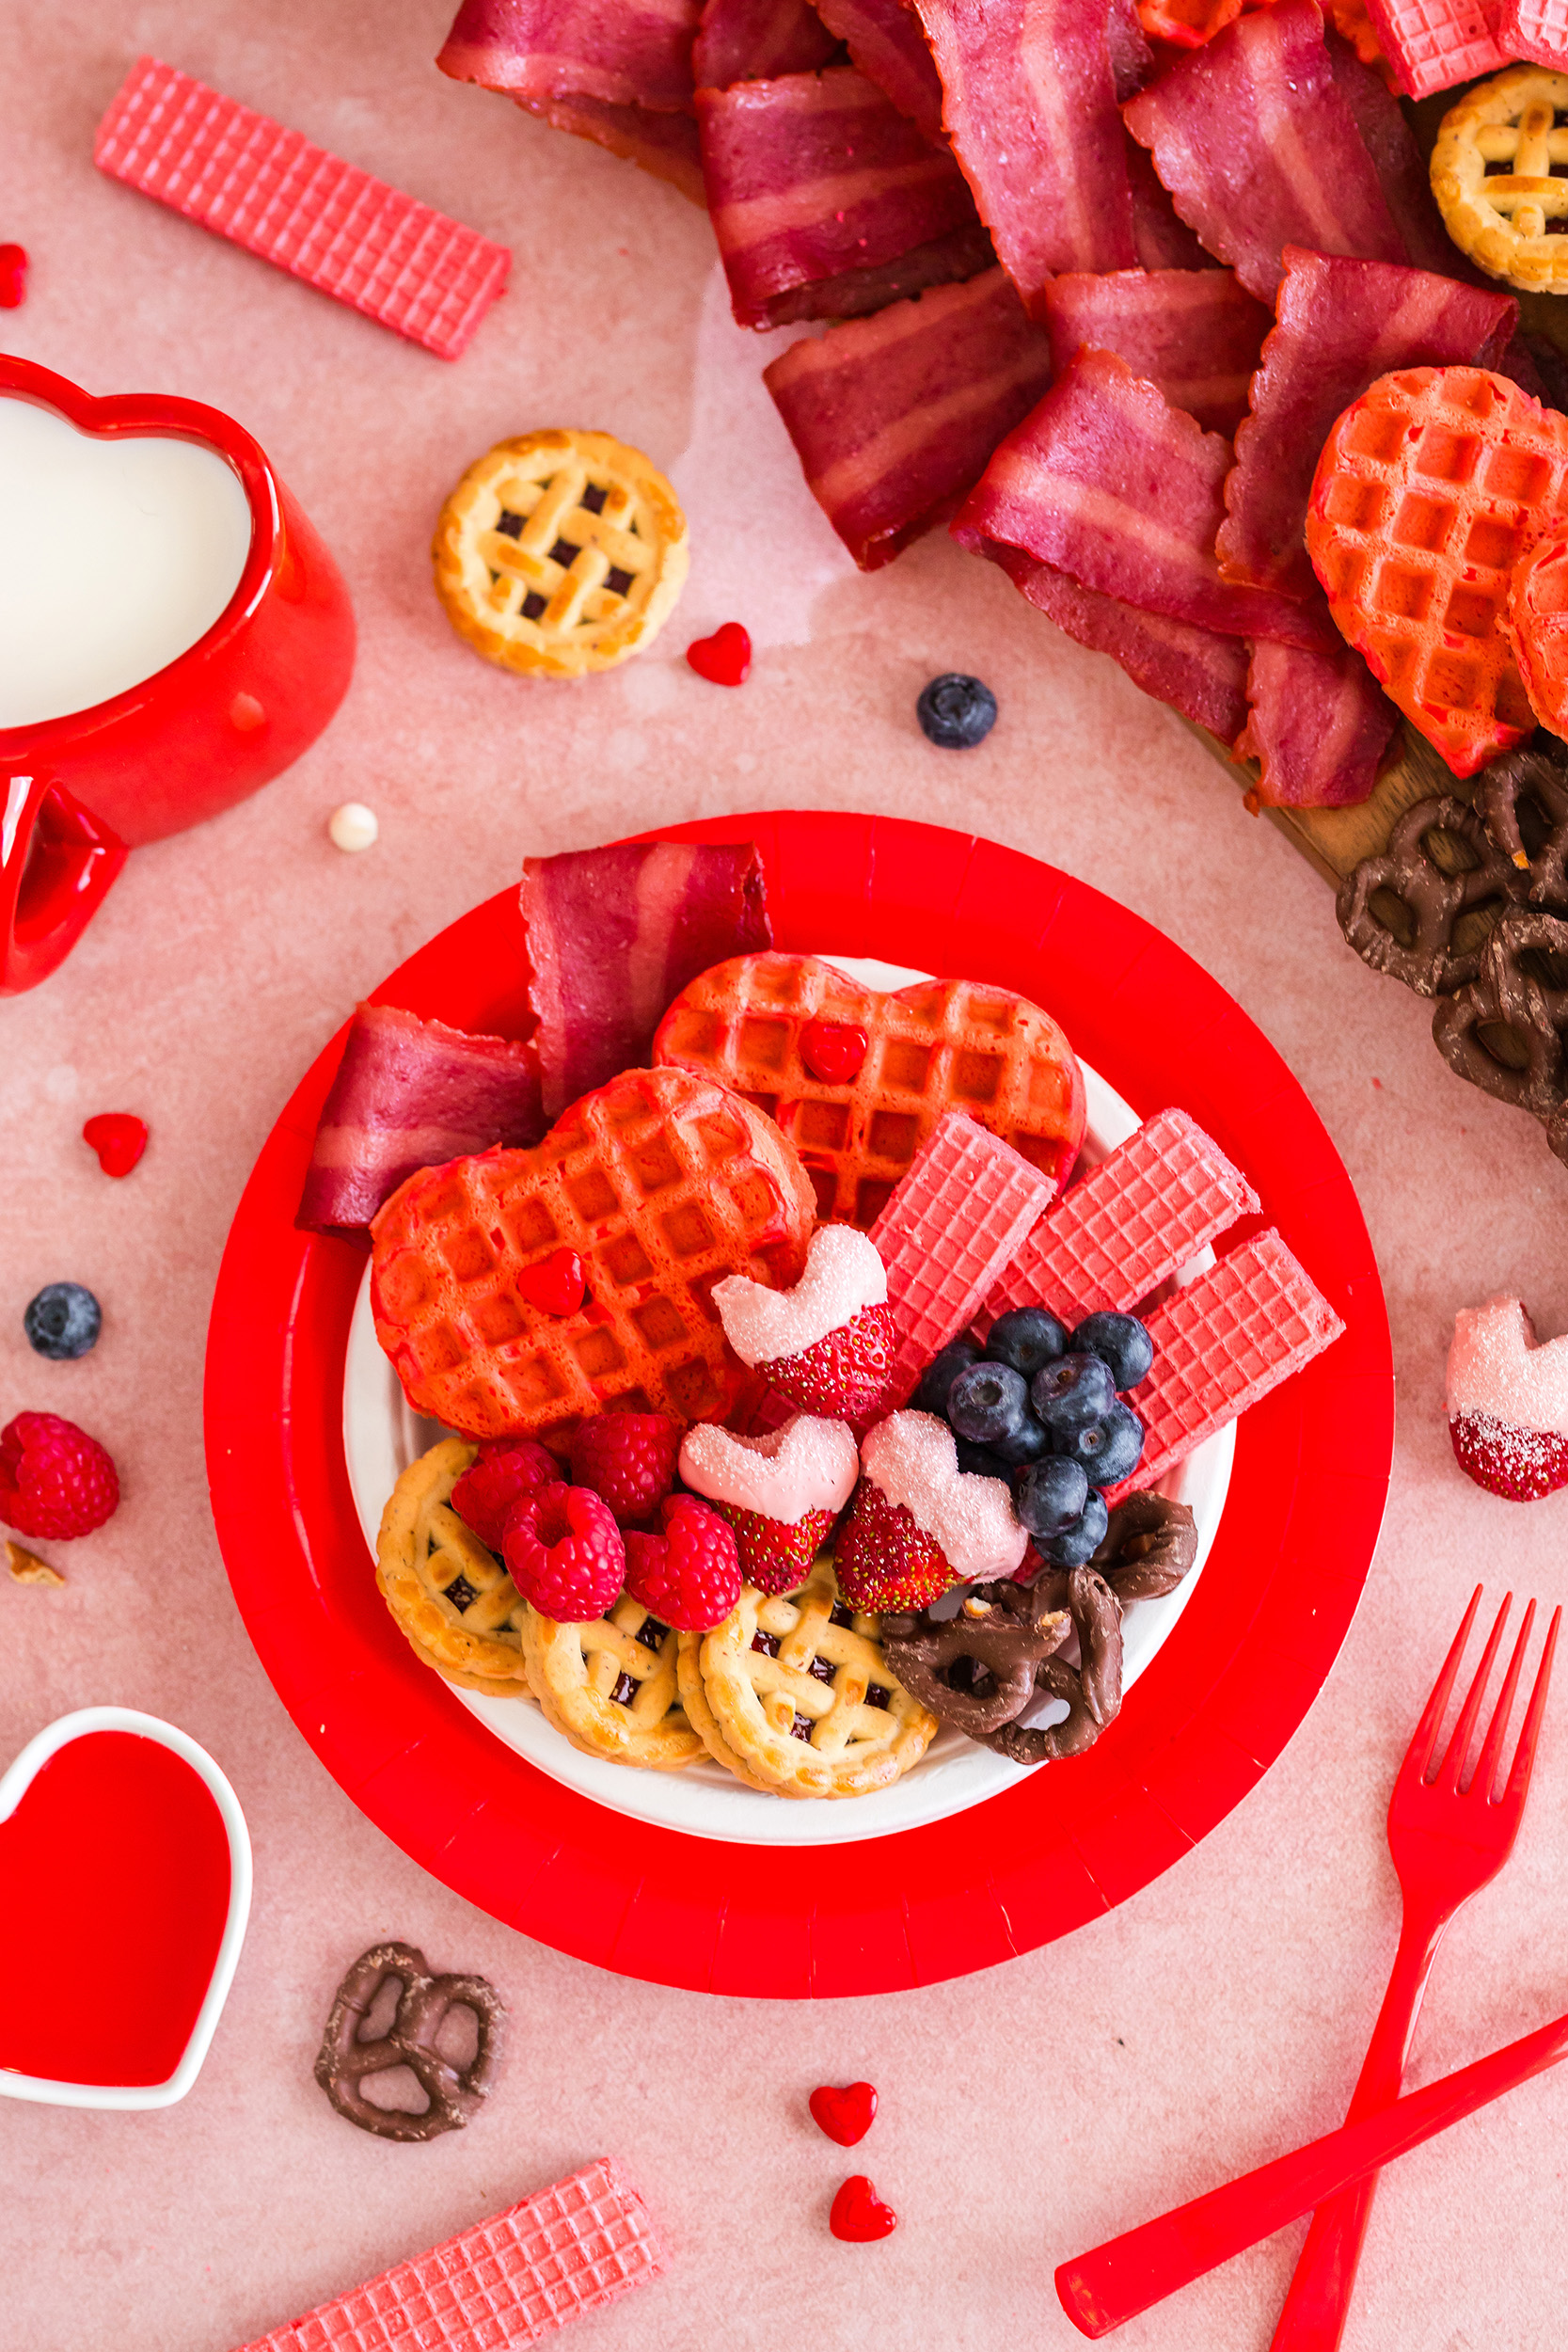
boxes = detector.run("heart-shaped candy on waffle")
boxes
[653,951,1085,1227]
[1307,366,1568,778]
[371,1065,816,1446]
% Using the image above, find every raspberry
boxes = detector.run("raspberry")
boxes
[451,1438,559,1549]
[569,1412,682,1524]
[708,1498,838,1597]
[516,1247,586,1317]
[624,1494,742,1630]
[799,1019,868,1085]
[767,1301,895,1425]
[82,1113,148,1177]
[833,1474,953,1612]
[1450,1412,1568,1502]
[502,1482,625,1621]
[0,1413,119,1540]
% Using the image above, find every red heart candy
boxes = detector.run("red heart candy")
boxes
[82,1112,148,1178]
[810,2079,879,2145]
[0,244,27,309]
[686,621,752,686]
[799,1020,868,1087]
[516,1247,586,1317]
[830,2174,898,2242]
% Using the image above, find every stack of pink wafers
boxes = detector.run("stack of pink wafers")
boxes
[1363,0,1509,97]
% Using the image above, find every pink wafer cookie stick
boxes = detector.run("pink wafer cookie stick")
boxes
[1362,0,1507,100]
[1493,0,1568,66]
[95,58,510,359]
[869,1112,1055,1407]
[233,2158,666,2352]
[1104,1229,1344,1504]
[976,1107,1258,1337]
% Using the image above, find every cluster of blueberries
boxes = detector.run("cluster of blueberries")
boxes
[913,1306,1152,1568]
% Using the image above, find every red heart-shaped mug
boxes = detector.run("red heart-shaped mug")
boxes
[0,356,356,995]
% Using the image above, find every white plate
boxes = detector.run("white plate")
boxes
[343,958,1233,1846]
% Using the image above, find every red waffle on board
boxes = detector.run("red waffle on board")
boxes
[1307,366,1568,777]
[95,56,510,358]
[1506,520,1568,734]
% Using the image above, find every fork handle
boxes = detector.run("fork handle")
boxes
[1268,1909,1450,2352]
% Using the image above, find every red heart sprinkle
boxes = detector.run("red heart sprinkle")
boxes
[810,2080,879,2145]
[82,1113,148,1178]
[0,245,26,309]
[517,1247,587,1317]
[830,2174,897,2242]
[799,1020,869,1086]
[686,622,752,687]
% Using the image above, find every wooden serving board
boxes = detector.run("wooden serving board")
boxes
[1193,721,1467,887]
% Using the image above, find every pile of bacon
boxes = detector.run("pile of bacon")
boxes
[438,0,1560,809]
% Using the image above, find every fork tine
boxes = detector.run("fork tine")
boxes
[1471,1599,1535,1801]
[1401,1584,1484,1788]
[1434,1590,1512,1792]
[1503,1605,1561,1808]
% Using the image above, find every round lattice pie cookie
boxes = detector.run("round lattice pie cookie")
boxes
[433,429,689,678]
[375,1438,535,1699]
[693,1562,938,1798]
[1432,67,1568,294]
[522,1592,704,1770]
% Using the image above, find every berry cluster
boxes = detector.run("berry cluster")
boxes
[913,1306,1152,1566]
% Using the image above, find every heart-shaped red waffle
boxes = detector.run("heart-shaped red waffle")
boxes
[1307,366,1568,778]
[654,952,1085,1227]
[372,1065,816,1446]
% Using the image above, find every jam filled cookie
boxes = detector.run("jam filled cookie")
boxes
[1432,68,1568,295]
[522,1591,705,1770]
[433,428,689,677]
[375,1437,535,1698]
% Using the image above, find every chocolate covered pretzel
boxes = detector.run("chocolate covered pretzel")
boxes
[880,1581,1070,1738]
[1474,745,1568,911]
[1090,1494,1199,1602]
[1433,907,1568,1121]
[314,1941,504,2143]
[980,1565,1124,1767]
[1337,796,1526,998]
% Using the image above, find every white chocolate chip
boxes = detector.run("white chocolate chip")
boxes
[328,802,378,852]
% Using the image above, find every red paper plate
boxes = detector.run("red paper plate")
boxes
[205,812,1393,1998]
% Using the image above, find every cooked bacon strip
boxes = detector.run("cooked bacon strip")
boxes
[1106,0,1154,95]
[438,0,703,113]
[693,0,840,87]
[1238,638,1399,807]
[952,347,1337,648]
[521,841,772,1117]
[1122,0,1406,301]
[1043,268,1270,437]
[912,0,1135,302]
[1125,138,1216,272]
[698,67,985,327]
[815,0,945,137]
[1015,558,1251,741]
[764,267,1053,568]
[1325,28,1456,277]
[513,91,706,199]
[296,1006,545,1234]
[1218,247,1516,598]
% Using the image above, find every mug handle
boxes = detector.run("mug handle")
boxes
[1,776,128,997]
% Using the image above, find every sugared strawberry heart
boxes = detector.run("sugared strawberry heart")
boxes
[686,621,752,685]
[835,1411,1027,1610]
[830,2174,898,2242]
[714,1227,895,1424]
[769,1303,896,1426]
[833,1473,954,1613]
[679,1415,859,1594]
[707,1498,837,1595]
[810,2081,878,2146]
[1446,1295,1568,1502]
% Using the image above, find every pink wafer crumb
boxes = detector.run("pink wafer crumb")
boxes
[1447,1296,1568,1437]
[1103,1229,1344,1503]
[861,1411,1026,1583]
[95,58,510,359]
[978,1106,1259,1334]
[679,1414,860,1520]
[233,2158,665,2352]
[869,1113,1055,1406]
[713,1225,886,1368]
[1364,0,1508,99]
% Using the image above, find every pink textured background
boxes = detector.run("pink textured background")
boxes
[4,7,1567,2348]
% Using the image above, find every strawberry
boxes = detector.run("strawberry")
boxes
[451,1438,559,1549]
[624,1494,742,1630]
[766,1300,895,1425]
[501,1482,625,1621]
[832,1473,954,1612]
[1449,1412,1568,1502]
[0,1412,119,1540]
[569,1412,682,1523]
[708,1499,838,1596]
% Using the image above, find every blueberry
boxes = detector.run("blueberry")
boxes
[947,1361,1030,1446]
[1056,1399,1146,1488]
[984,1305,1069,1379]
[1030,1351,1117,1438]
[912,1337,983,1419]
[1071,1311,1154,1393]
[916,672,997,749]
[1014,1455,1090,1539]
[24,1282,102,1360]
[989,1413,1053,1469]
[1039,1488,1110,1568]
[955,1438,1011,1482]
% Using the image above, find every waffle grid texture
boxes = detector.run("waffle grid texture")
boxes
[1105,1231,1344,1502]
[94,57,510,358]
[234,2159,665,2351]
[1370,0,1509,99]
[869,1112,1055,1403]
[978,1108,1259,1331]
[1496,0,1568,66]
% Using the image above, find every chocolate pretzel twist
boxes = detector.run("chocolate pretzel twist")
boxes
[1433,907,1568,1121]
[880,1581,1070,1738]
[1337,796,1527,998]
[1475,746,1568,911]
[1089,1493,1199,1602]
[980,1565,1124,1767]
[314,1941,504,2143]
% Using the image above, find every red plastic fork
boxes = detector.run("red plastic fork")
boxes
[1056,1589,1559,2339]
